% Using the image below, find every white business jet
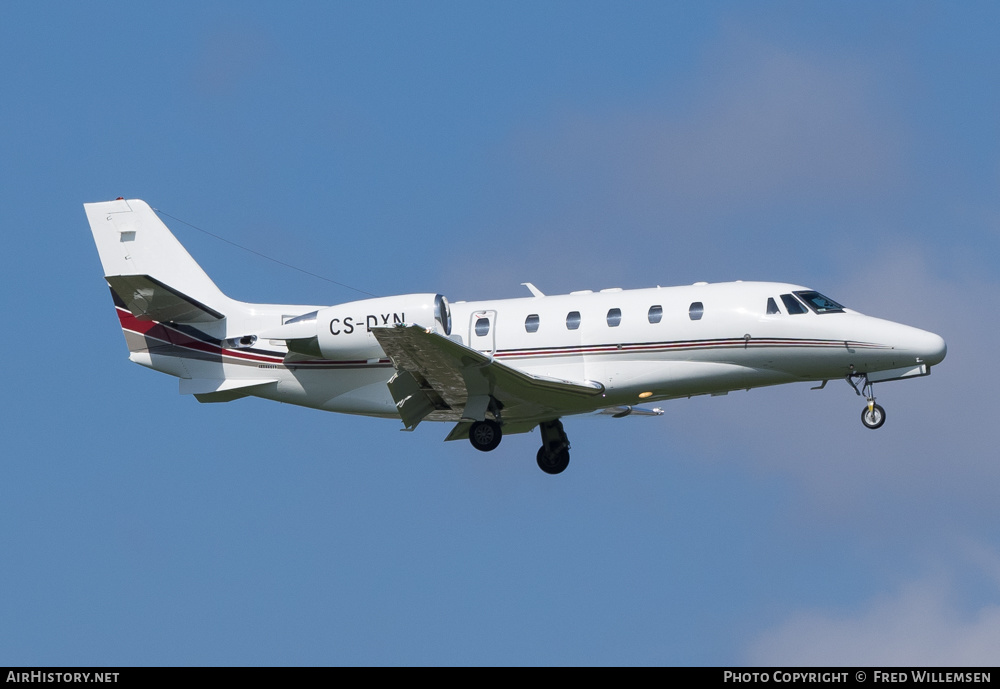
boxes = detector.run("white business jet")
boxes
[86,199,947,474]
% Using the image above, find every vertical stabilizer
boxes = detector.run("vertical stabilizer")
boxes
[84,199,232,319]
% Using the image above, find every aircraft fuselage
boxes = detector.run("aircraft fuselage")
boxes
[89,199,946,474]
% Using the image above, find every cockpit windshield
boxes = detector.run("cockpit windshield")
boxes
[793,291,845,314]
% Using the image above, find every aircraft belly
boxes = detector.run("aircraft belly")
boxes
[271,365,398,416]
[326,381,399,416]
[751,347,849,378]
[581,345,841,401]
[600,359,752,398]
[167,358,398,417]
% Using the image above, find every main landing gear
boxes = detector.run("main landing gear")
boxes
[467,417,572,475]
[536,419,570,475]
[848,374,886,430]
[468,419,502,452]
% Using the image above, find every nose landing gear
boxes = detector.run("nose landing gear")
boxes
[848,374,886,430]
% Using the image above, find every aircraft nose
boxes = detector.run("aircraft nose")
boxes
[910,328,947,366]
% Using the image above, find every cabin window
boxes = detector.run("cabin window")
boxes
[794,290,845,314]
[780,294,808,315]
[648,305,663,324]
[767,297,780,315]
[689,302,704,320]
[566,311,581,330]
[525,314,540,333]
[475,317,491,336]
[606,308,622,327]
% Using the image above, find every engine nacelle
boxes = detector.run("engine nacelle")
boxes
[260,293,451,361]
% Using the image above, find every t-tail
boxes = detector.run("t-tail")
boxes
[85,199,234,368]
[84,198,321,393]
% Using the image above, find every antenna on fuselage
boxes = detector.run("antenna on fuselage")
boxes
[521,282,545,297]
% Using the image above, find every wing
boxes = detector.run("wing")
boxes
[372,324,605,433]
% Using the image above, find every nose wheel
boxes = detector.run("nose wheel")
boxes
[861,402,886,429]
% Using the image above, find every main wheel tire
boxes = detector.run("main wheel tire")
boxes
[861,403,886,430]
[469,420,502,452]
[536,446,570,475]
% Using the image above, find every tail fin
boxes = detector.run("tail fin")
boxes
[84,199,231,323]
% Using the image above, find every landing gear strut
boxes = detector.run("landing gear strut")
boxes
[536,419,570,475]
[848,374,886,430]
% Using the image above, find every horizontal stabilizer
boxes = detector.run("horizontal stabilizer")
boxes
[108,274,225,323]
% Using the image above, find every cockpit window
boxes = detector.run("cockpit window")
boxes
[794,290,845,314]
[766,297,780,315]
[780,294,808,315]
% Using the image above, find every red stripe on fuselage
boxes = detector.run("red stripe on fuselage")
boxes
[115,307,393,367]
[116,307,285,364]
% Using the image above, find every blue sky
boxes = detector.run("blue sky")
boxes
[2,1,998,665]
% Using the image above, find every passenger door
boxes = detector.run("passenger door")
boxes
[469,310,497,357]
